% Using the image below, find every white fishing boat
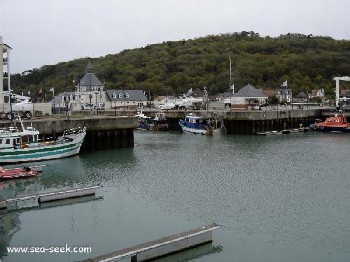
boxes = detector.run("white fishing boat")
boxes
[0,118,86,164]
[179,114,213,135]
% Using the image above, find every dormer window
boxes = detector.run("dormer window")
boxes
[118,93,123,98]
[112,93,117,99]
[125,93,129,99]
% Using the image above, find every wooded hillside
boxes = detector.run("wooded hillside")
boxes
[10,31,350,100]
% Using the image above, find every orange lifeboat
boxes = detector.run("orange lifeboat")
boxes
[315,113,350,132]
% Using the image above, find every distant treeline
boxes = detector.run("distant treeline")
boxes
[10,31,350,100]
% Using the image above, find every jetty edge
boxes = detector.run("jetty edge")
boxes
[83,223,220,262]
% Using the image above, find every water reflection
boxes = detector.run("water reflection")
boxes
[1,130,349,262]
[0,213,21,258]
[157,244,223,262]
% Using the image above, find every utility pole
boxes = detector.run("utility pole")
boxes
[229,55,232,106]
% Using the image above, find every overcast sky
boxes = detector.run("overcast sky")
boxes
[2,0,350,73]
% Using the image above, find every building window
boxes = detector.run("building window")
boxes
[119,93,123,98]
[112,93,117,99]
[125,93,129,98]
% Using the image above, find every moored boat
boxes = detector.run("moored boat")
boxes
[135,111,168,131]
[179,114,214,135]
[0,118,86,164]
[0,165,44,179]
[135,111,151,130]
[312,112,350,132]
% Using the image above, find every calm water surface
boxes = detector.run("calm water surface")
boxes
[0,131,349,262]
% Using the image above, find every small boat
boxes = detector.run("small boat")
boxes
[179,114,214,135]
[281,129,291,134]
[256,130,289,135]
[135,111,151,130]
[135,111,169,131]
[0,117,86,164]
[151,113,169,131]
[0,165,44,179]
[312,112,350,132]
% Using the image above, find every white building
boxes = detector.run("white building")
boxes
[106,89,148,109]
[276,86,292,103]
[231,84,268,110]
[52,61,107,111]
[1,36,11,104]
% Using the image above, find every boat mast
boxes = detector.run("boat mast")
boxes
[229,56,233,104]
[229,56,232,89]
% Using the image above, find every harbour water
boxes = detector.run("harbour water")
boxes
[0,130,350,261]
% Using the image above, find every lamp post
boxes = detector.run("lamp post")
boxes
[229,56,232,109]
[65,100,69,120]
[95,91,99,115]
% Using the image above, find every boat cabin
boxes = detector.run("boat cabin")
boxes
[0,133,22,149]
[21,132,39,145]
[0,126,39,150]
[185,116,203,124]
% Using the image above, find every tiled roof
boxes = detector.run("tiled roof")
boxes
[79,73,103,88]
[106,89,148,101]
[78,61,104,90]
[232,84,267,98]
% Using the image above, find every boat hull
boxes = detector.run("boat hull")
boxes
[312,113,350,133]
[0,132,85,164]
[179,121,209,135]
[317,126,350,133]
[137,123,168,131]
[0,166,40,179]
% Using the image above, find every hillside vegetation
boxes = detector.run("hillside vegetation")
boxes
[10,31,350,100]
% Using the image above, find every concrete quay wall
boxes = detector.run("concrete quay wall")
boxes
[19,116,138,135]
[141,108,321,120]
[141,108,321,134]
[0,116,138,148]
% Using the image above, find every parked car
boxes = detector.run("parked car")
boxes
[81,103,95,110]
[97,102,105,110]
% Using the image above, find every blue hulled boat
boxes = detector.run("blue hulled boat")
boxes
[179,114,213,135]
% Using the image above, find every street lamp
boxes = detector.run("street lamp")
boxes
[65,100,69,120]
[95,91,99,115]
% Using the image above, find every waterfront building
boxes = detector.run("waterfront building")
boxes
[75,61,106,107]
[52,61,106,111]
[276,85,292,103]
[295,91,309,102]
[106,89,148,109]
[51,61,149,112]
[231,84,268,110]
[339,90,350,105]
[1,36,11,104]
[311,88,325,98]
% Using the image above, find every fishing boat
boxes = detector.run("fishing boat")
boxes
[135,111,168,131]
[0,118,86,164]
[135,111,151,130]
[0,165,45,179]
[179,114,214,135]
[312,112,350,132]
